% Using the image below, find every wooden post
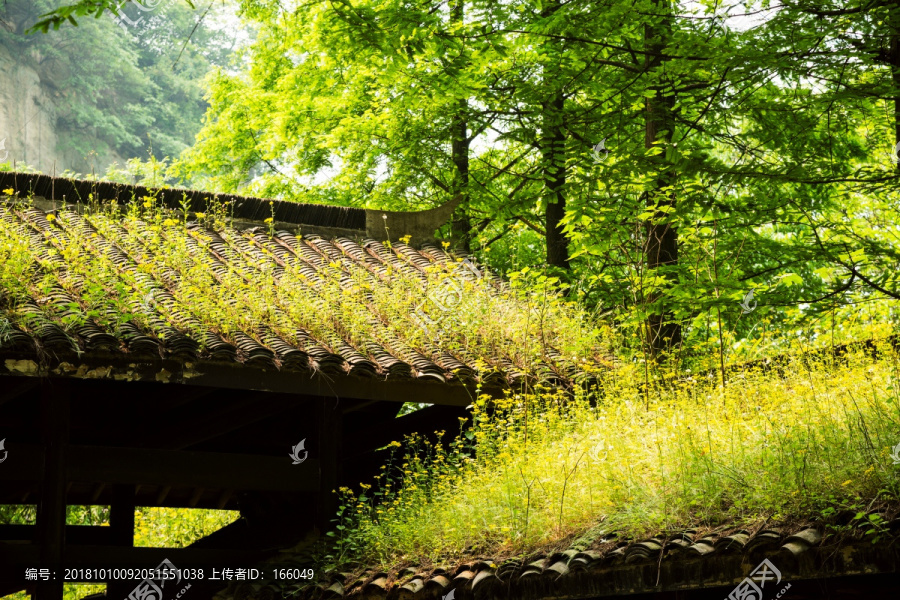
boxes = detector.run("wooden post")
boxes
[316,397,341,534]
[35,381,70,600]
[106,485,136,599]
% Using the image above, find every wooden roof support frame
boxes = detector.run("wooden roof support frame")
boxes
[1,445,321,493]
[106,485,137,599]
[0,367,478,594]
[0,352,495,407]
[35,380,69,600]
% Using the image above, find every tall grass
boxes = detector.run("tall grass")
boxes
[334,347,900,567]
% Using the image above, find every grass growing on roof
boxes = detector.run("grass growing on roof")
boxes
[330,347,900,567]
[0,190,609,378]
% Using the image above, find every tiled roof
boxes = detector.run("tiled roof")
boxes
[0,194,608,391]
[214,518,900,600]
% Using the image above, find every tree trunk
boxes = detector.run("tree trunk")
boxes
[537,0,569,270]
[450,101,471,250]
[644,0,680,355]
[543,92,569,269]
[449,0,471,251]
[892,7,900,173]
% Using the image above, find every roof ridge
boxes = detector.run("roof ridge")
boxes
[0,171,367,230]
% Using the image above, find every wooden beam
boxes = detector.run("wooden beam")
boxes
[341,399,383,414]
[109,485,135,546]
[71,447,319,491]
[152,385,217,411]
[106,485,137,599]
[0,351,497,407]
[3,486,240,510]
[1,444,320,492]
[0,524,117,545]
[36,381,69,600]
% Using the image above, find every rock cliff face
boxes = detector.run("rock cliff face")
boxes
[0,42,59,172]
[0,43,121,175]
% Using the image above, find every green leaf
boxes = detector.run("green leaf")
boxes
[781,273,803,287]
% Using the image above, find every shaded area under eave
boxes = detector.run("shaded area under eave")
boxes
[0,370,473,598]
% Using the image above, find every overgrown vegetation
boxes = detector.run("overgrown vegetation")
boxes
[328,347,900,568]
[5,0,900,588]
[0,189,610,381]
[29,1,900,370]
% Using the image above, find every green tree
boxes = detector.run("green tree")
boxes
[39,0,900,366]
